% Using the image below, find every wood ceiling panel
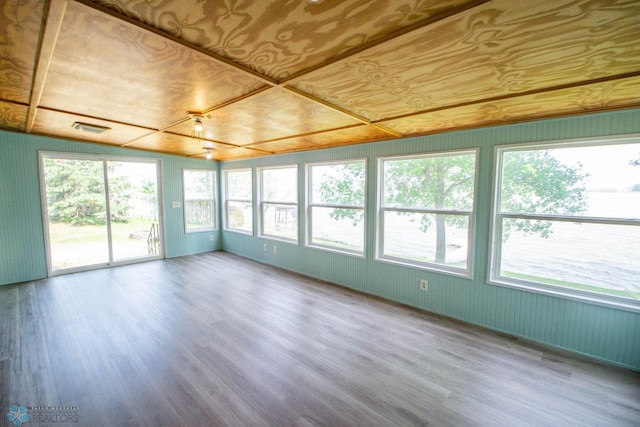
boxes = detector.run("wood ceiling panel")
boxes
[205,147,270,162]
[31,108,153,145]
[246,140,320,154]
[90,0,473,81]
[291,0,640,121]
[247,125,395,152]
[0,0,45,103]
[0,101,28,132]
[39,1,268,130]
[381,75,640,136]
[127,131,236,156]
[202,88,362,146]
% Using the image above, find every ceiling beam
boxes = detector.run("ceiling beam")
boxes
[283,85,372,125]
[26,0,68,133]
[242,124,367,148]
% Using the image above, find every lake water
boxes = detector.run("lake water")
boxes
[500,191,640,297]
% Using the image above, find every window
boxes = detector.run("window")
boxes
[491,136,640,310]
[223,169,253,234]
[259,165,298,242]
[183,169,216,232]
[307,160,366,255]
[378,150,477,276]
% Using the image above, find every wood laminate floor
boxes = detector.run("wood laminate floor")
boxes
[0,252,638,426]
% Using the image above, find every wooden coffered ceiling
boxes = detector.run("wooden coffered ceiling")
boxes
[1,0,639,161]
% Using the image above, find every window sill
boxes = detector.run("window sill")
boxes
[376,255,472,279]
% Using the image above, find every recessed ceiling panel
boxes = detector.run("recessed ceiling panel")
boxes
[247,124,395,152]
[125,131,233,156]
[0,0,45,103]
[39,1,268,130]
[381,76,640,136]
[209,147,271,162]
[203,88,362,145]
[31,108,153,146]
[0,102,28,132]
[291,0,640,121]
[91,0,472,80]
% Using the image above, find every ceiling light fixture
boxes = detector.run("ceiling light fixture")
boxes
[72,122,111,134]
[307,0,325,3]
[192,115,205,141]
[206,149,213,160]
[193,115,204,132]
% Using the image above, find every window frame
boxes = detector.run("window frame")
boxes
[258,164,299,243]
[305,158,367,257]
[39,151,165,275]
[376,149,479,277]
[489,134,640,312]
[183,168,217,233]
[222,168,253,235]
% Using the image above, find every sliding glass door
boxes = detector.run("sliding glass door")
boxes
[40,153,163,274]
[108,161,161,261]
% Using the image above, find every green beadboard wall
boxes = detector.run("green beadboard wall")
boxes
[0,130,220,286]
[220,109,640,370]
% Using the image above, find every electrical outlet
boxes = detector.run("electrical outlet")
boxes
[273,246,278,254]
[263,243,268,251]
[420,279,428,291]
[209,235,214,241]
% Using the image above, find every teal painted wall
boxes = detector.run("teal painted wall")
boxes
[0,130,220,286]
[220,109,640,370]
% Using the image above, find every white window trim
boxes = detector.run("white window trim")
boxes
[222,168,253,235]
[376,149,478,278]
[305,159,367,257]
[183,168,217,233]
[258,164,299,243]
[488,133,640,313]
[38,151,165,276]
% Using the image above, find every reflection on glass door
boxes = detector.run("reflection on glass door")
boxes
[43,157,110,270]
[108,161,161,261]
[41,154,162,274]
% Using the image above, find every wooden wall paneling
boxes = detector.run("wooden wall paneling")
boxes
[380,74,640,136]
[289,0,640,121]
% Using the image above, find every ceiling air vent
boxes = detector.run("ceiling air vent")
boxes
[72,122,111,134]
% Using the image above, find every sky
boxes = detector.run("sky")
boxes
[551,142,640,190]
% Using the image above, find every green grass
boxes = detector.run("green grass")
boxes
[503,271,640,300]
[48,219,159,269]
[50,219,153,240]
[312,237,361,251]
